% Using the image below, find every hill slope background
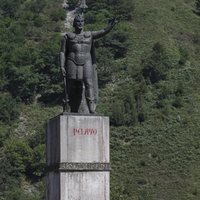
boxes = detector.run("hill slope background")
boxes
[0,0,200,199]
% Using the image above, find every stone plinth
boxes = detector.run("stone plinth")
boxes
[46,114,110,200]
[46,172,109,200]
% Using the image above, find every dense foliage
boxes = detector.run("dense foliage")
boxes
[0,0,200,199]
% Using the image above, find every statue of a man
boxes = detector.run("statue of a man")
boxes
[60,15,117,113]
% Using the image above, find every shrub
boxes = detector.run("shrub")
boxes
[179,47,189,65]
[142,42,180,84]
[0,93,19,123]
[195,0,200,15]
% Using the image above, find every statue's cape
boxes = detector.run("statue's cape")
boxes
[91,40,98,104]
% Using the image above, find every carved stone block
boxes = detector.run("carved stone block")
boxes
[46,114,110,200]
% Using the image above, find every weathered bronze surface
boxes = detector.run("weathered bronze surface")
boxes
[60,15,117,114]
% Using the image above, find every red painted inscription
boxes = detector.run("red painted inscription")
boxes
[73,128,97,136]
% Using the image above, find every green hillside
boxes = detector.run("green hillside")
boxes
[0,0,200,199]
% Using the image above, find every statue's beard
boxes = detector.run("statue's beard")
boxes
[75,26,83,32]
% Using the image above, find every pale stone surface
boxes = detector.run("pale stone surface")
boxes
[46,114,110,200]
[47,172,109,200]
[46,115,110,166]
[62,172,109,200]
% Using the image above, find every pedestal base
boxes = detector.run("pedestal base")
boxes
[46,114,110,200]
[46,172,110,200]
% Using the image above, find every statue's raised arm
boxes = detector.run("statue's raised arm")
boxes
[92,18,118,39]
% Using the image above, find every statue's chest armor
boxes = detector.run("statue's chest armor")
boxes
[68,33,92,53]
[66,32,92,65]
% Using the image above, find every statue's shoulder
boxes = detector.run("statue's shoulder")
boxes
[65,32,76,40]
[84,31,92,38]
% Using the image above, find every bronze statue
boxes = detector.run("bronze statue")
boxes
[60,14,117,113]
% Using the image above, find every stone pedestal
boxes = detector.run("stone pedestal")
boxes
[46,114,110,200]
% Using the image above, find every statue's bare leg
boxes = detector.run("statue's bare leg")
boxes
[84,78,95,113]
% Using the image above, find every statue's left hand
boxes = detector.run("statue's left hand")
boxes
[108,17,118,27]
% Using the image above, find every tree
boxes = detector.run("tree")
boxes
[0,0,26,18]
[109,0,135,20]
[0,139,33,194]
[0,93,19,123]
[142,42,180,84]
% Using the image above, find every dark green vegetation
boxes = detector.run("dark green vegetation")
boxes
[0,0,200,199]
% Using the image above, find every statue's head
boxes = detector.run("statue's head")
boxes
[73,15,84,31]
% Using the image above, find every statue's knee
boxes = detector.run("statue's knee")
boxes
[84,79,93,88]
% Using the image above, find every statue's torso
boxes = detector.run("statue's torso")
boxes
[65,32,93,80]
[66,32,92,65]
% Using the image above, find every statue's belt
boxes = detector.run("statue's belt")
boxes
[67,57,85,66]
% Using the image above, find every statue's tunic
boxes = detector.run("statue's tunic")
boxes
[65,31,93,80]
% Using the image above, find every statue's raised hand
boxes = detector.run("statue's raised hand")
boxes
[108,17,118,27]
